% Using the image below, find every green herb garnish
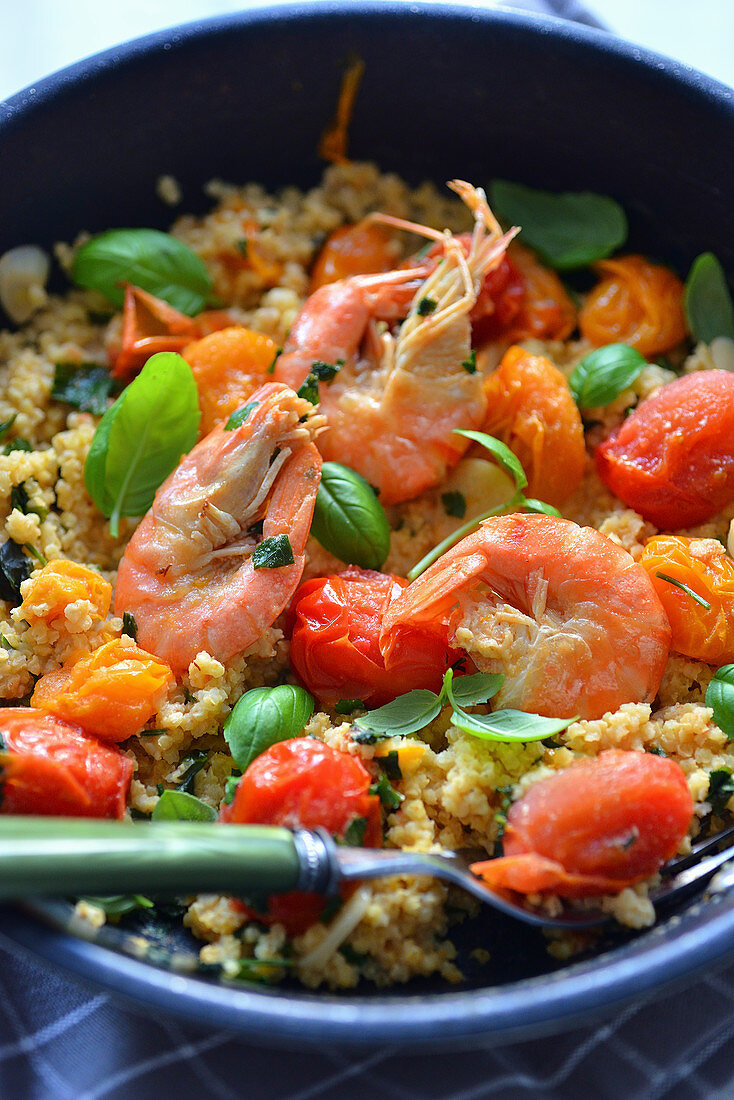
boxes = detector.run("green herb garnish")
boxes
[441,491,466,519]
[224,684,314,771]
[224,401,259,431]
[569,344,647,409]
[122,611,138,640]
[708,768,734,815]
[706,665,734,739]
[251,534,295,569]
[84,352,200,537]
[655,572,711,610]
[0,540,32,604]
[151,789,217,822]
[310,462,390,570]
[685,253,734,343]
[417,297,437,316]
[72,228,213,314]
[52,362,114,416]
[489,180,628,270]
[461,350,477,374]
[369,774,403,811]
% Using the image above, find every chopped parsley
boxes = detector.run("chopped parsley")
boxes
[441,490,466,519]
[252,534,295,569]
[417,297,437,316]
[461,349,477,374]
[52,362,114,416]
[224,401,259,431]
[122,611,138,640]
[708,768,734,816]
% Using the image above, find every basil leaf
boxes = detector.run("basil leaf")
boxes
[441,491,466,518]
[354,689,442,738]
[151,789,217,822]
[252,534,294,569]
[0,540,32,604]
[311,462,390,570]
[489,180,628,270]
[72,228,212,314]
[84,352,200,536]
[376,750,402,781]
[4,439,32,455]
[52,362,114,416]
[223,775,241,805]
[448,672,504,708]
[224,684,314,771]
[79,894,154,916]
[520,498,562,518]
[122,611,138,640]
[706,664,734,739]
[569,344,647,409]
[685,253,734,343]
[417,297,437,316]
[342,816,367,846]
[450,708,575,742]
[0,415,17,441]
[224,401,259,431]
[708,768,734,815]
[453,430,527,491]
[369,774,403,811]
[335,698,365,714]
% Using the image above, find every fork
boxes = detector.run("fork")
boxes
[1,817,734,930]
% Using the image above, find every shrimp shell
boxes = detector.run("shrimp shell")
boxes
[381,513,671,720]
[115,383,323,674]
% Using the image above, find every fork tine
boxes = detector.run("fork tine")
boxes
[660,821,734,878]
[652,832,734,906]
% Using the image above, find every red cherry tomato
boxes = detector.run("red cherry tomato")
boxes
[596,370,734,529]
[0,709,133,818]
[223,737,381,933]
[288,566,462,708]
[471,749,692,897]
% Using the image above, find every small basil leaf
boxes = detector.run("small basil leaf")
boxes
[685,253,734,343]
[708,768,734,815]
[4,439,32,455]
[224,684,314,771]
[224,401,259,431]
[174,750,209,793]
[151,789,217,822]
[84,352,200,536]
[311,462,391,570]
[569,343,647,409]
[52,362,114,416]
[450,707,575,742]
[417,297,437,316]
[223,775,241,805]
[342,816,368,846]
[706,664,734,739]
[122,611,138,640]
[369,773,403,811]
[489,180,628,270]
[453,430,528,491]
[252,534,294,569]
[0,540,32,604]
[354,689,442,738]
[520,498,562,518]
[72,228,212,314]
[335,698,365,714]
[448,672,504,708]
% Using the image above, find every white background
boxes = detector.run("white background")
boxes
[1,0,733,102]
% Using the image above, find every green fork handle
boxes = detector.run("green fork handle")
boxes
[0,818,338,900]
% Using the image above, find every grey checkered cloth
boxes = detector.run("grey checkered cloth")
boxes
[3,1,733,1096]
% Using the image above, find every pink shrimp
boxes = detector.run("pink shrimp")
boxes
[114,382,322,674]
[381,513,671,720]
[275,181,517,504]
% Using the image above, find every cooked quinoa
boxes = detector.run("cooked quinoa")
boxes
[1,161,733,990]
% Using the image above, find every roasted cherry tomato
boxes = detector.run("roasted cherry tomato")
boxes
[471,749,692,897]
[578,254,686,358]
[595,370,734,529]
[480,345,586,507]
[640,535,734,664]
[183,325,280,434]
[499,243,576,343]
[309,221,398,291]
[223,737,381,933]
[0,709,133,818]
[288,566,461,708]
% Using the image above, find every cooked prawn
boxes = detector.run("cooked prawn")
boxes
[114,382,323,674]
[381,513,671,720]
[275,181,518,504]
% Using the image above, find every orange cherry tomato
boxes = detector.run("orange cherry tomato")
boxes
[31,638,174,742]
[640,535,734,663]
[579,254,686,358]
[500,242,577,343]
[472,749,692,897]
[20,560,111,626]
[288,566,461,708]
[595,370,734,529]
[480,345,586,507]
[223,737,381,933]
[309,221,398,292]
[183,325,280,435]
[0,709,132,818]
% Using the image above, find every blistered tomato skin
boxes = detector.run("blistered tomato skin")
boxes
[288,566,461,707]
[0,709,133,818]
[471,749,693,897]
[223,737,381,933]
[595,371,734,529]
